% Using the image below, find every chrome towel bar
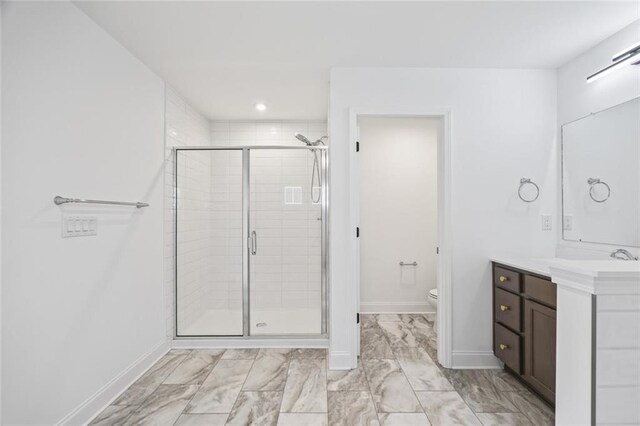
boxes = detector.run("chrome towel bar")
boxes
[53,196,149,208]
[399,261,418,266]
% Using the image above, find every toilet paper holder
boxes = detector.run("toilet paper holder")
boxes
[399,261,418,266]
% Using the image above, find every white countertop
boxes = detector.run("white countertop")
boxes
[491,256,640,294]
[549,259,640,276]
[491,256,554,277]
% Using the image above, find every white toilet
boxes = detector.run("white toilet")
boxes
[428,288,438,310]
[428,289,438,329]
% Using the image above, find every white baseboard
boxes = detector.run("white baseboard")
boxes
[172,338,329,349]
[451,350,503,369]
[57,341,171,426]
[360,302,434,313]
[328,350,354,370]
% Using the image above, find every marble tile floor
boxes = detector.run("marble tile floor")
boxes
[91,314,553,426]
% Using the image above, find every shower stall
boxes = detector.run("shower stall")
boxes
[174,145,328,338]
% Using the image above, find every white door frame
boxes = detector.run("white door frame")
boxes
[349,107,453,368]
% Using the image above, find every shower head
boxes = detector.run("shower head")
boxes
[294,133,327,146]
[294,133,313,146]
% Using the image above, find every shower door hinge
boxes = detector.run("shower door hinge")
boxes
[356,227,360,238]
[356,141,360,152]
[357,313,360,324]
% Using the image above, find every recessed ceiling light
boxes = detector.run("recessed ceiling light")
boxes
[255,103,266,112]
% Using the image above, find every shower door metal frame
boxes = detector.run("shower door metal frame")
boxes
[174,146,328,339]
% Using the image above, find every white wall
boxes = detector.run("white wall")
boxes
[359,117,438,313]
[0,2,3,421]
[329,68,557,368]
[2,2,166,424]
[557,19,640,258]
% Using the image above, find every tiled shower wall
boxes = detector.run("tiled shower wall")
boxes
[164,87,211,338]
[164,89,327,336]
[211,121,327,147]
[210,121,327,316]
[249,149,323,314]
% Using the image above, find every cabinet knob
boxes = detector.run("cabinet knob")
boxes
[500,304,510,312]
[499,276,509,283]
[499,343,509,350]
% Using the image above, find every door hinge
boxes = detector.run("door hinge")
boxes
[356,227,360,238]
[356,141,360,152]
[357,313,360,324]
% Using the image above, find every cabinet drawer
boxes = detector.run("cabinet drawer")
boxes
[524,275,556,308]
[494,323,521,373]
[495,288,522,332]
[494,266,521,293]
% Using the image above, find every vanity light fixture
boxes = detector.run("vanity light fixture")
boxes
[587,41,640,83]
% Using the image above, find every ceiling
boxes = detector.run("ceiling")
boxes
[75,1,640,120]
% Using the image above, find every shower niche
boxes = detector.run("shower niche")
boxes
[174,146,327,338]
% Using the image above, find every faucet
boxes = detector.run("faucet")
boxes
[610,249,639,261]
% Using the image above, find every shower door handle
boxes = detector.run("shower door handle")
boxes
[250,230,257,255]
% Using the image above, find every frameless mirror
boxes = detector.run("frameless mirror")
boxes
[562,97,640,247]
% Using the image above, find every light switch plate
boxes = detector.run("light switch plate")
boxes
[563,215,573,231]
[62,215,97,238]
[541,214,553,231]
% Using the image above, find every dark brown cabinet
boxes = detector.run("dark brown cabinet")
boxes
[492,262,556,406]
[524,299,556,403]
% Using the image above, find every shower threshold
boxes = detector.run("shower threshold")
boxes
[178,307,322,337]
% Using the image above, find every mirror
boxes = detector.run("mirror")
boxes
[562,97,640,247]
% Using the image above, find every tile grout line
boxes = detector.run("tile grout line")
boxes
[360,315,384,424]
[360,356,383,426]
[365,314,420,422]
[170,350,226,426]
[412,318,528,425]
[499,391,552,425]
[409,318,485,425]
[119,350,194,424]
[401,315,438,424]
[401,314,484,424]
[274,351,295,424]
[226,351,259,424]
[92,351,188,424]
[324,354,329,423]
[385,315,437,424]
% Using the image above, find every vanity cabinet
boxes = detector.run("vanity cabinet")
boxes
[492,262,556,405]
[524,299,556,402]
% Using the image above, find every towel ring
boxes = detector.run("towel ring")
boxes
[587,178,610,203]
[518,178,539,203]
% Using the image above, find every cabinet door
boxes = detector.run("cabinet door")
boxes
[524,299,556,404]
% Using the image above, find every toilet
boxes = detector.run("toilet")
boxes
[428,289,438,329]
[428,288,438,310]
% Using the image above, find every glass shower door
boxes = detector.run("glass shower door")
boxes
[248,148,324,335]
[175,149,244,336]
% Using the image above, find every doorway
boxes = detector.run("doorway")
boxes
[358,117,439,314]
[353,112,451,367]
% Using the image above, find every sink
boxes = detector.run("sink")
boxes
[549,259,640,276]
